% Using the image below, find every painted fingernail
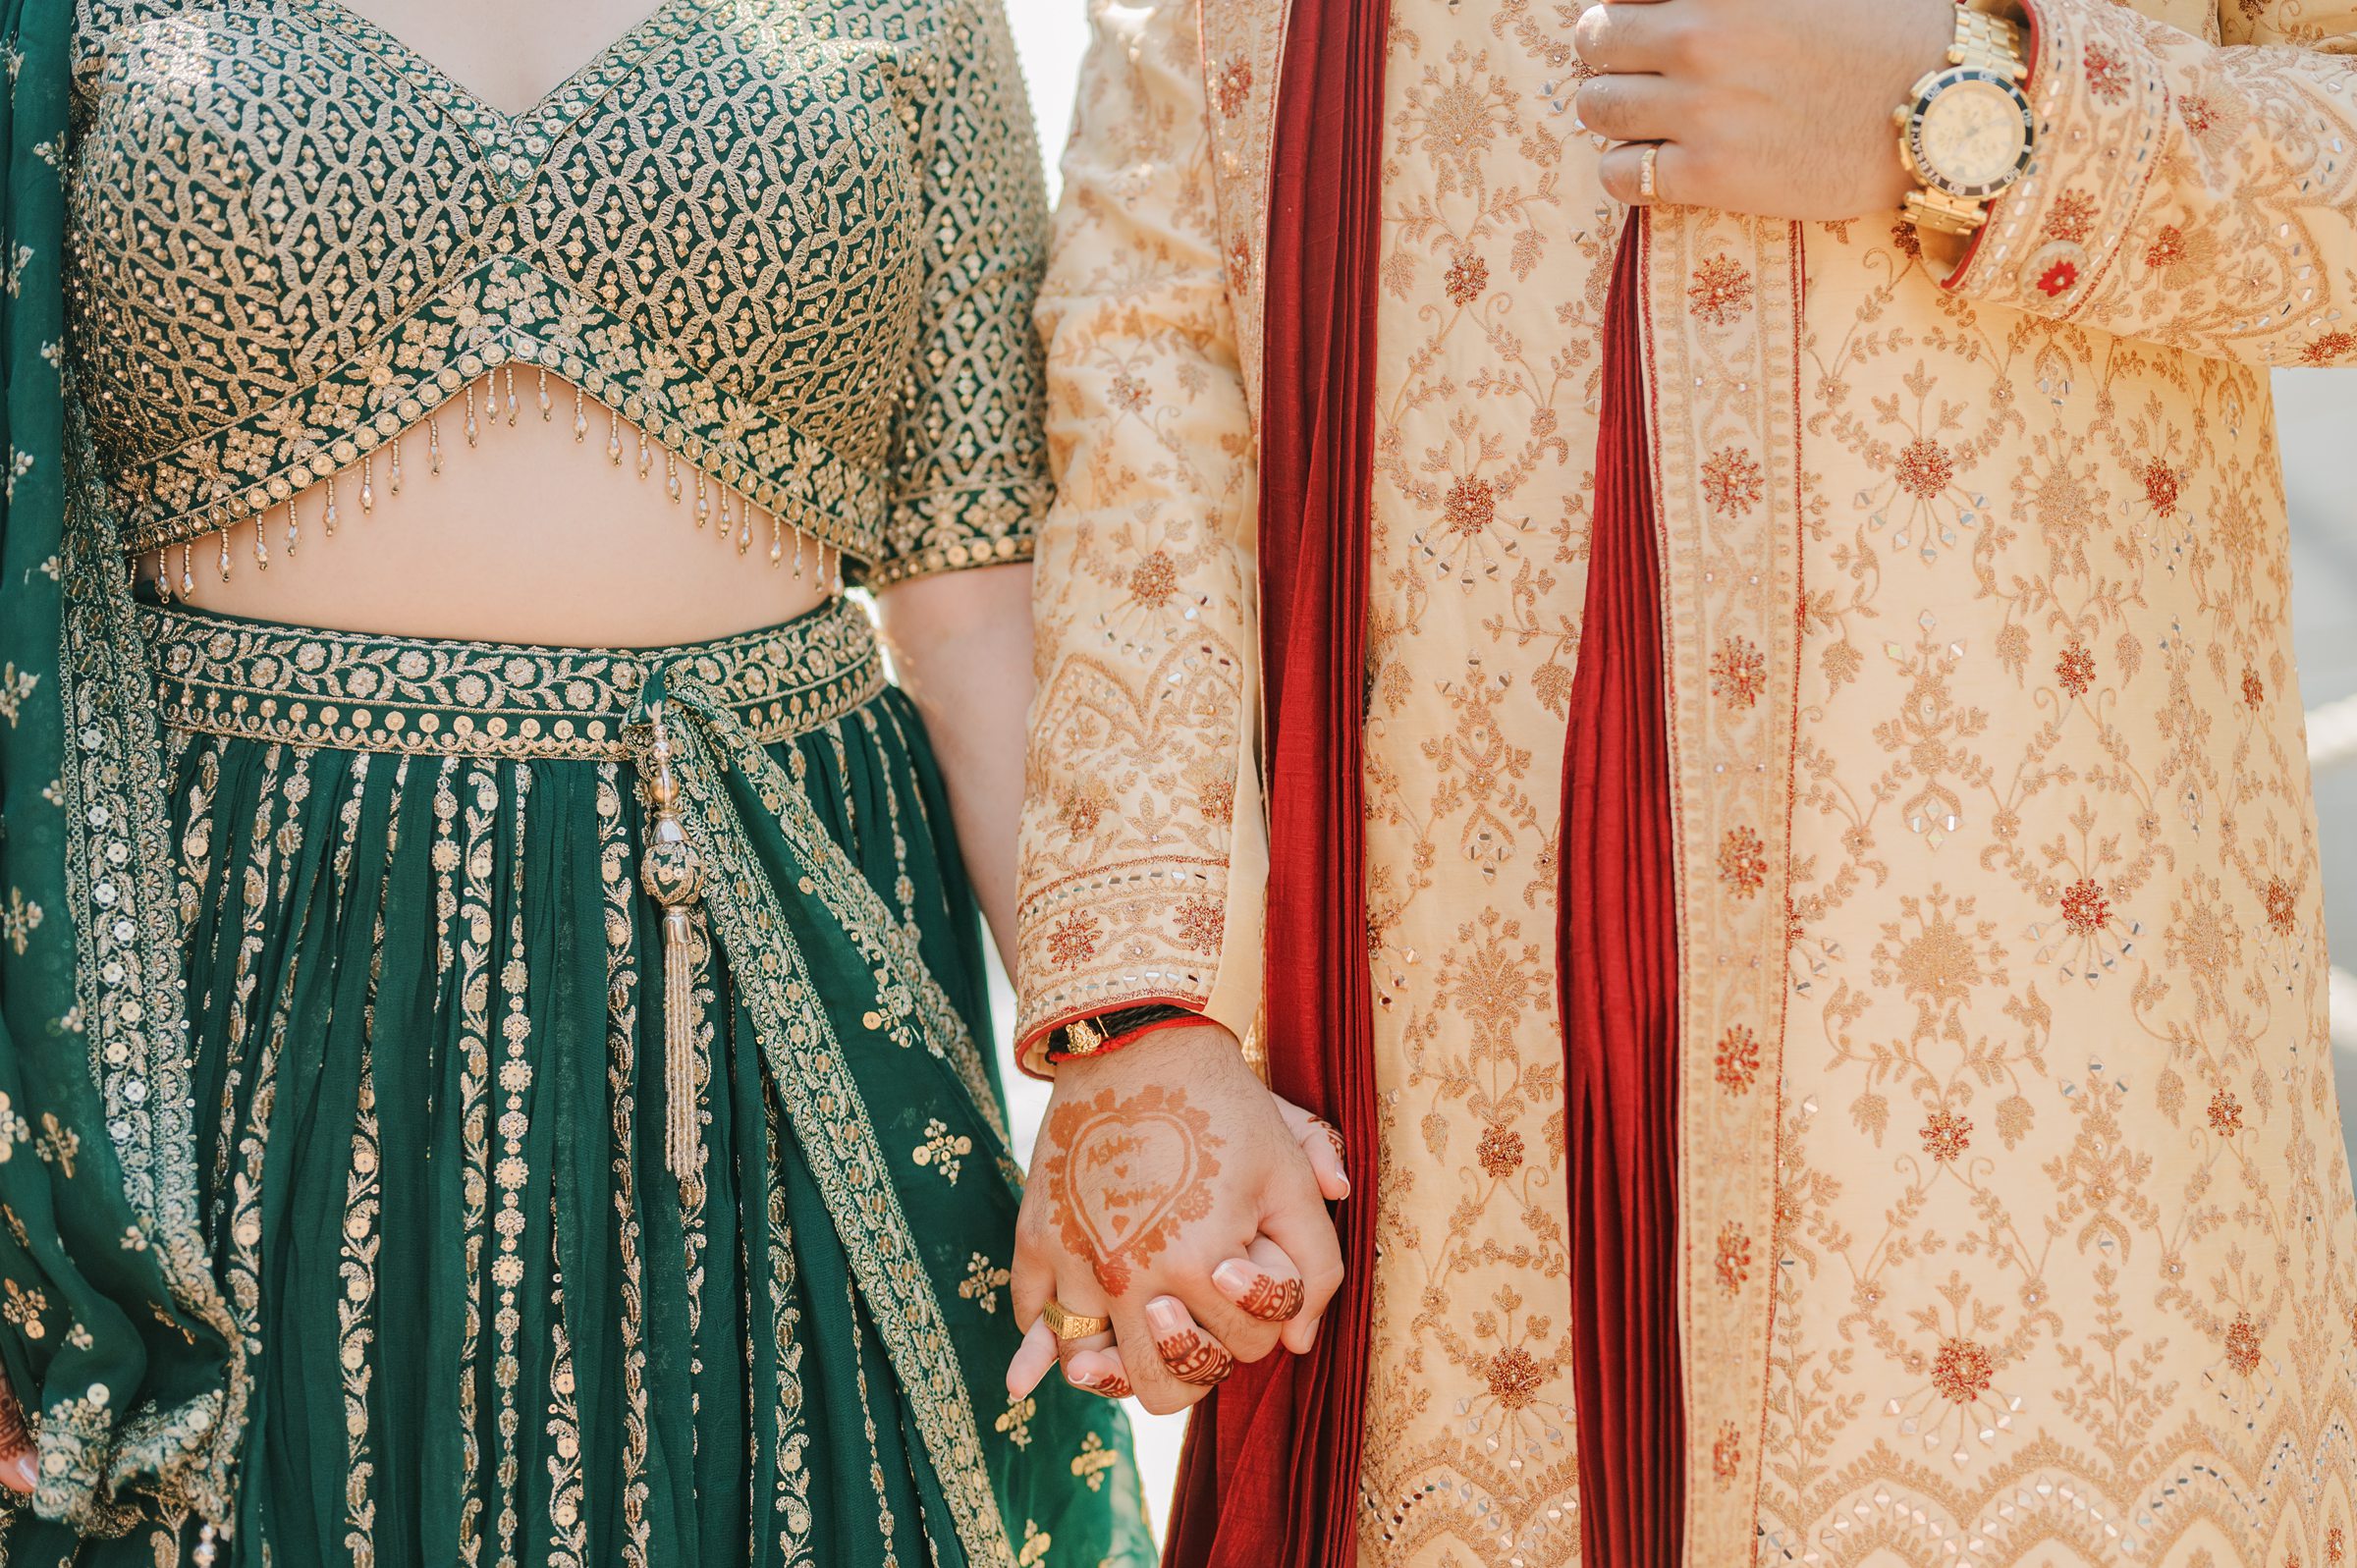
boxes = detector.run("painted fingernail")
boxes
[1146,1296,1187,1337]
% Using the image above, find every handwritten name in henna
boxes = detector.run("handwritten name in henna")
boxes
[1039,1084,1224,1296]
[1155,1325,1234,1387]
[1234,1274,1304,1323]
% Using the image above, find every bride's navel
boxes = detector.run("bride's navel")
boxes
[141,370,845,646]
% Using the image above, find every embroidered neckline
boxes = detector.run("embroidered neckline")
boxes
[277,0,716,195]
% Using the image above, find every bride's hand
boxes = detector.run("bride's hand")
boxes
[0,1372,35,1493]
[1005,1027,1347,1415]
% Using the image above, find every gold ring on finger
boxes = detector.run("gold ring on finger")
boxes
[1043,1298,1112,1340]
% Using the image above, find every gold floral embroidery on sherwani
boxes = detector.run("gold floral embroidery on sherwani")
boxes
[1019,0,2357,1562]
[1015,0,1269,1064]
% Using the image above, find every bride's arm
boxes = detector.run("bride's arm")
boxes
[874,562,1035,972]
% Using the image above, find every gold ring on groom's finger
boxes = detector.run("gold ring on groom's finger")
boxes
[1043,1299,1112,1340]
[1637,143,1662,205]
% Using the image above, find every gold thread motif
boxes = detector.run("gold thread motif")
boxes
[543,1197,587,1568]
[146,599,885,761]
[453,766,496,1567]
[595,770,654,1568]
[636,676,1018,1568]
[339,749,398,1568]
[762,1089,816,1564]
[492,765,533,1568]
[47,403,248,1526]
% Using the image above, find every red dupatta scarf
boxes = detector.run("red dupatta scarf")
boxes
[1161,0,1681,1545]
[1558,213,1684,1567]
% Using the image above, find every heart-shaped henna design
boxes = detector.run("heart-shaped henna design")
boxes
[1235,1274,1305,1322]
[1156,1326,1234,1387]
[1040,1085,1224,1296]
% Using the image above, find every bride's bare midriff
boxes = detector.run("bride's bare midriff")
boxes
[143,378,837,648]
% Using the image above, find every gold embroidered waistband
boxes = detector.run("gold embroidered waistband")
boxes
[146,597,886,760]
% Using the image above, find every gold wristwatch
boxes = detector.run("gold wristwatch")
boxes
[1894,3,2034,237]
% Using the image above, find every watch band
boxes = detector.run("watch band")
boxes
[1043,1003,1199,1065]
[1901,5,2030,237]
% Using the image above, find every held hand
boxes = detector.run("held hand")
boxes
[1006,1024,1345,1416]
[1573,0,1956,220]
[0,1373,34,1493]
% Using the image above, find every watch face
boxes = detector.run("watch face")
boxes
[1910,70,2034,200]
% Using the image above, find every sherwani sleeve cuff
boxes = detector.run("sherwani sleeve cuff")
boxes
[1947,0,2357,369]
[1013,762,1267,1080]
[1943,0,2152,315]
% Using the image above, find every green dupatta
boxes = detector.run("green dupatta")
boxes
[0,0,246,1536]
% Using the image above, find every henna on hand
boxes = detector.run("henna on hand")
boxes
[0,1374,31,1464]
[1155,1325,1234,1387]
[1236,1274,1305,1323]
[1076,1372,1133,1400]
[1037,1084,1224,1297]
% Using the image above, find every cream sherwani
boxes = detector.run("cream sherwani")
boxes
[1014,0,2357,1561]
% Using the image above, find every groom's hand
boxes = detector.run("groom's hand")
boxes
[1573,0,1954,221]
[1006,1023,1344,1416]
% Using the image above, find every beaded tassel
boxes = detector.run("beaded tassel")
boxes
[218,527,231,582]
[390,435,404,496]
[464,385,479,447]
[733,495,749,554]
[505,366,519,426]
[359,454,374,514]
[637,429,651,478]
[323,474,338,536]
[153,550,173,604]
[636,708,707,1181]
[537,368,553,421]
[193,1522,220,1567]
[180,542,194,598]
[284,499,299,558]
[694,469,710,526]
[768,510,784,566]
[608,406,624,465]
[575,385,588,443]
[429,415,444,474]
[666,451,682,503]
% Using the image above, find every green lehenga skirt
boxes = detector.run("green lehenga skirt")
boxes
[15,596,1150,1568]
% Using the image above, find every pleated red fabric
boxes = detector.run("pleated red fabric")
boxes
[1558,211,1685,1567]
[1160,0,1390,1559]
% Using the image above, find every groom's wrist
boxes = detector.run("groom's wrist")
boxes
[1043,1002,1203,1066]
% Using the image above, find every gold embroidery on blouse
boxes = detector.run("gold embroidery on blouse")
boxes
[66,0,1050,583]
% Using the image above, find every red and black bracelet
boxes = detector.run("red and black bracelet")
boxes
[1042,1003,1201,1065]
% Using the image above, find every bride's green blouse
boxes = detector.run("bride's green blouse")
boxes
[67,0,1050,585]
